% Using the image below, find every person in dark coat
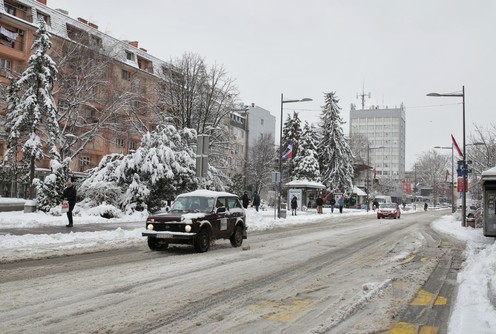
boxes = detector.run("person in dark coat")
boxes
[338,196,344,214]
[252,191,261,212]
[62,180,77,227]
[241,191,249,209]
[291,195,298,216]
[316,196,324,214]
[330,197,336,213]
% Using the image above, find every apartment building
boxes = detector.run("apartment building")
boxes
[350,103,406,199]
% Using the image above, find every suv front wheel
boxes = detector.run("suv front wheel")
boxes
[194,228,211,253]
[230,225,244,247]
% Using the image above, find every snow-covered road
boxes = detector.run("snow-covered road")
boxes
[0,210,456,333]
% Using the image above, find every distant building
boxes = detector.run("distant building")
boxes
[350,103,406,199]
[242,104,276,148]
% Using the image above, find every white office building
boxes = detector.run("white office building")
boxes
[350,104,406,199]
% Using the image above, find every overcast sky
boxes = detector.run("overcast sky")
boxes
[48,0,496,169]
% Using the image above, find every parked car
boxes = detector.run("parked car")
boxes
[377,203,401,219]
[142,190,247,253]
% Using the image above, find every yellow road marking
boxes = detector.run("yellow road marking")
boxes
[390,322,438,334]
[248,299,312,322]
[410,289,448,306]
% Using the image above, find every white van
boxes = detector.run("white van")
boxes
[374,195,392,204]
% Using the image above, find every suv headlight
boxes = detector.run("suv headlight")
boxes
[185,225,192,232]
[147,224,154,230]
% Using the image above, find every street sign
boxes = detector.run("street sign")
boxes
[272,171,280,183]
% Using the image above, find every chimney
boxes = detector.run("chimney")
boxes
[37,0,47,5]
[129,41,138,48]
[78,17,88,24]
[88,22,98,29]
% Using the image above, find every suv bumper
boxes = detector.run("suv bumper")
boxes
[142,231,196,240]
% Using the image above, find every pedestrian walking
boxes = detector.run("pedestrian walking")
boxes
[241,191,249,209]
[62,180,77,227]
[330,197,336,213]
[252,191,261,212]
[338,196,344,214]
[291,195,298,216]
[316,196,324,214]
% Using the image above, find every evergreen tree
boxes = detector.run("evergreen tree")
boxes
[80,125,199,213]
[317,92,354,191]
[281,111,302,179]
[8,21,61,199]
[3,76,21,196]
[35,160,69,212]
[293,122,321,182]
[226,174,245,197]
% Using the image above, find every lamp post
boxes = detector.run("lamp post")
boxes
[366,144,385,211]
[434,144,455,213]
[278,93,312,218]
[427,86,466,226]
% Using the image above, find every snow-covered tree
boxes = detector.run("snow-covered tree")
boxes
[51,35,136,160]
[318,92,354,192]
[7,21,61,198]
[80,125,199,213]
[156,52,238,186]
[245,133,276,194]
[226,174,245,197]
[281,111,302,179]
[35,159,69,212]
[292,122,321,182]
[413,149,450,205]
[2,76,21,196]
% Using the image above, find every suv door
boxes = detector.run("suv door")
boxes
[214,197,231,239]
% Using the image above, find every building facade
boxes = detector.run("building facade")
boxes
[350,103,406,200]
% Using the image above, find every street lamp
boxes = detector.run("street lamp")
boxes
[434,145,455,213]
[278,93,312,218]
[427,86,466,226]
[366,144,385,211]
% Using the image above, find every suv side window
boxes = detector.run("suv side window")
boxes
[227,197,241,209]
[216,197,227,209]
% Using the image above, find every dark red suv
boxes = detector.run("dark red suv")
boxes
[142,190,247,252]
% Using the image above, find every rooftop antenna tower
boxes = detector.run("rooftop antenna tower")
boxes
[356,83,371,110]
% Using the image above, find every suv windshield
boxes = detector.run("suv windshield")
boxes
[170,196,215,213]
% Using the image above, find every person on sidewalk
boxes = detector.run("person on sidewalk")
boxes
[338,196,344,214]
[316,196,324,214]
[330,197,336,213]
[252,191,261,212]
[241,191,249,209]
[62,180,77,227]
[291,195,298,216]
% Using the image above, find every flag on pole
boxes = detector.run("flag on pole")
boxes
[451,134,463,158]
[282,142,293,159]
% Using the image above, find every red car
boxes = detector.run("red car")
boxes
[377,203,401,219]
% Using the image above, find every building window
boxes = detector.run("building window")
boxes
[125,51,134,61]
[121,69,131,81]
[90,35,102,48]
[261,119,264,125]
[37,12,50,25]
[0,58,12,70]
[5,3,16,15]
[80,156,91,166]
[116,138,124,147]
[129,141,136,150]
